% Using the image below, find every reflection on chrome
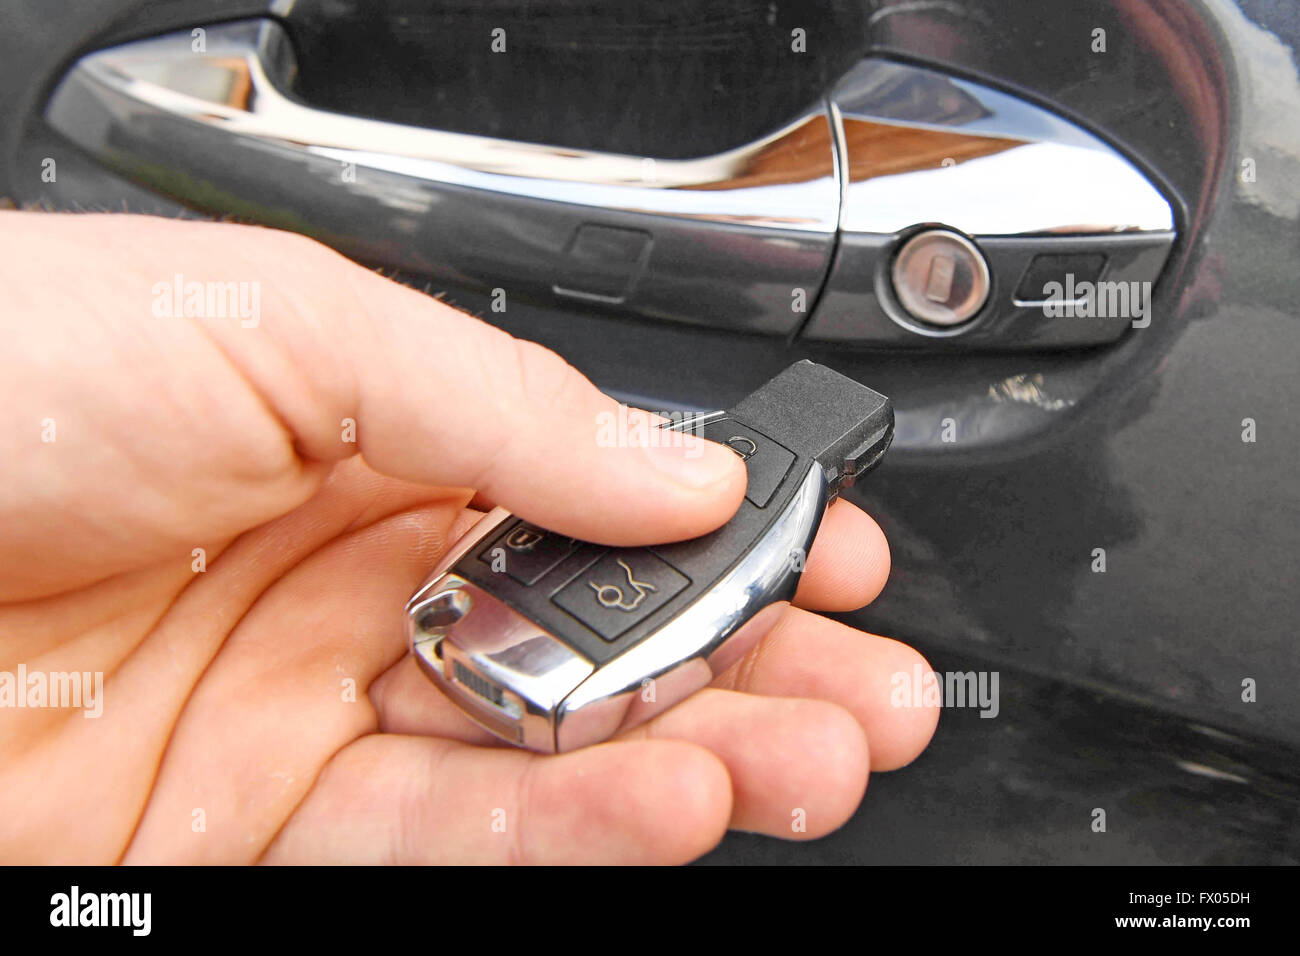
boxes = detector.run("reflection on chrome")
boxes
[61,19,840,232]
[49,19,1173,241]
[831,60,1175,236]
[556,464,825,752]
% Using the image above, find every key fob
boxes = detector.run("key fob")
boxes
[405,360,893,752]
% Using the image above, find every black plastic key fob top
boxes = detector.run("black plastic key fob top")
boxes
[406,361,894,752]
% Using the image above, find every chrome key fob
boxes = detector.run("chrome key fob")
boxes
[406,361,893,752]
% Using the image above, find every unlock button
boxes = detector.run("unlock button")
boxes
[553,550,690,641]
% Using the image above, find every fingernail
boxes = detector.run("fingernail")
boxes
[643,434,742,490]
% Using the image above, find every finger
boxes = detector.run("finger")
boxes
[260,734,732,865]
[369,663,873,840]
[318,241,747,544]
[115,213,747,544]
[373,617,930,774]
[619,688,868,839]
[793,498,891,611]
[372,668,870,840]
[1,213,744,594]
[715,605,940,771]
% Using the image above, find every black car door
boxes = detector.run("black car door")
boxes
[4,0,1298,862]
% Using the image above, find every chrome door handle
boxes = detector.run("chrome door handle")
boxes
[45,18,840,335]
[46,18,1176,347]
[807,60,1176,347]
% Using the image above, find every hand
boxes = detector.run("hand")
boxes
[0,212,938,864]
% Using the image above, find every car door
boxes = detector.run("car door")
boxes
[5,0,1297,863]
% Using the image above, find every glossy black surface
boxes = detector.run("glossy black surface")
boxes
[704,645,1300,864]
[3,0,1298,862]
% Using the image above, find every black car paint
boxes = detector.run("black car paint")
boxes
[1,0,1296,862]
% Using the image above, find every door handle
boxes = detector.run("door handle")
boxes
[807,60,1176,347]
[44,17,839,335]
[46,18,1176,348]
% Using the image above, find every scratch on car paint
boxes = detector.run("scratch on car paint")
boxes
[987,373,1073,412]
[1175,760,1250,785]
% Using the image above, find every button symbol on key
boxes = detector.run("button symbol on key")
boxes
[725,436,758,461]
[505,527,544,552]
[481,522,579,585]
[588,559,657,612]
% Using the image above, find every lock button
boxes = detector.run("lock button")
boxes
[478,521,579,586]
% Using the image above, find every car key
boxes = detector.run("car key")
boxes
[405,360,894,752]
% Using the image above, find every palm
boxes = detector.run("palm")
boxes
[1,460,462,862]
